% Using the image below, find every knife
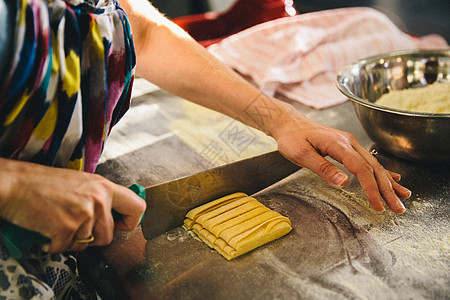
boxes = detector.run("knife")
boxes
[0,151,300,257]
[141,150,300,239]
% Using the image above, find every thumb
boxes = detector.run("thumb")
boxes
[112,185,147,231]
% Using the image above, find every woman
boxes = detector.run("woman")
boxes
[0,0,410,298]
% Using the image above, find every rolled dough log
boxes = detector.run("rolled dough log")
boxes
[184,192,292,260]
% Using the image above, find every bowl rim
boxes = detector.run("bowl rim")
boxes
[336,49,450,118]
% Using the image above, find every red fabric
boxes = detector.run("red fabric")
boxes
[173,0,297,47]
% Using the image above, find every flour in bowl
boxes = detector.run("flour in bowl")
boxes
[375,82,450,113]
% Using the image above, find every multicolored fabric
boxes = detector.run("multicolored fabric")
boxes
[0,0,136,299]
[0,0,136,173]
[0,245,98,299]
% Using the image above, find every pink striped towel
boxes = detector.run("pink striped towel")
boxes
[208,7,449,109]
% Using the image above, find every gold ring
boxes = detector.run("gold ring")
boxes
[370,149,379,156]
[75,235,95,244]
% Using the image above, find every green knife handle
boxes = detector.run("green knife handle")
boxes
[0,184,146,259]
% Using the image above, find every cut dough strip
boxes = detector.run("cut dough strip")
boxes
[186,192,248,221]
[184,192,292,260]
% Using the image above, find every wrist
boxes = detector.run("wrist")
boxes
[0,157,13,217]
[0,158,20,215]
[258,97,303,140]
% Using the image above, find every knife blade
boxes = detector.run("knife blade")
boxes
[141,150,300,240]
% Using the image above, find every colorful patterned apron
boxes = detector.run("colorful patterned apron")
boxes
[0,0,136,298]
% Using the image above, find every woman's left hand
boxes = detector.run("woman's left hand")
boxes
[269,103,411,213]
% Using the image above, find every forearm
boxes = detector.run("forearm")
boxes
[119,0,289,136]
[0,158,17,213]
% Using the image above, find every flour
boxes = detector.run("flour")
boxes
[374,82,450,114]
[265,169,450,299]
[366,195,450,299]
[283,170,392,228]
[168,100,277,168]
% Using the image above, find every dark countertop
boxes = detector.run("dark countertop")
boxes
[87,80,449,299]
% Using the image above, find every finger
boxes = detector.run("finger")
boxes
[367,156,411,200]
[111,184,147,231]
[47,228,78,253]
[70,241,89,252]
[387,172,412,199]
[290,146,349,187]
[351,162,386,213]
[304,145,386,212]
[387,170,401,182]
[40,217,79,253]
[90,203,115,246]
[354,145,406,213]
[75,220,94,242]
[327,142,386,212]
[70,219,95,251]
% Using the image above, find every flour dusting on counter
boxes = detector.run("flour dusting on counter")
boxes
[140,165,449,300]
[254,169,449,299]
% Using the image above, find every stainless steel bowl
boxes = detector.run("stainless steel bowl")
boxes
[337,49,450,161]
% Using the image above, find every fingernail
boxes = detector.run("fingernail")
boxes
[398,199,406,213]
[331,172,348,186]
[391,172,401,181]
[405,189,412,199]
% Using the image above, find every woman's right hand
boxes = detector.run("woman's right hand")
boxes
[0,158,146,253]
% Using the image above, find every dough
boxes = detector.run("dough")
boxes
[184,192,292,260]
[374,82,450,114]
